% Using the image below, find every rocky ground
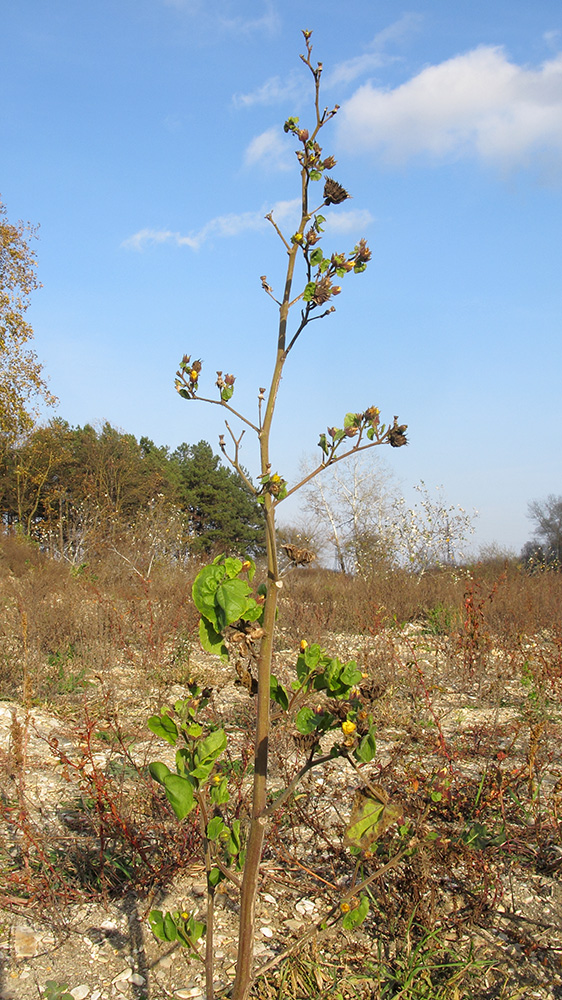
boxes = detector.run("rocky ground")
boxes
[1,628,561,1000]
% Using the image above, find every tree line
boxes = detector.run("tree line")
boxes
[0,419,264,563]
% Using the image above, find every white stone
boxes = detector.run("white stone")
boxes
[91,992,102,1000]
[13,926,39,959]
[70,986,89,1000]
[130,973,145,986]
[260,926,273,938]
[112,968,132,984]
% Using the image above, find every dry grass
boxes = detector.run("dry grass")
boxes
[1,531,561,999]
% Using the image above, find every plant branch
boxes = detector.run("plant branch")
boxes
[279,436,392,504]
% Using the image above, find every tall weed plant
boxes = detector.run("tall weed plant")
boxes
[147,32,408,1000]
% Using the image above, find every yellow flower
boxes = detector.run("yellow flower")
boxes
[190,370,199,381]
[212,774,222,785]
[342,721,356,736]
[340,902,351,913]
[181,911,189,920]
[271,473,281,483]
[300,639,308,651]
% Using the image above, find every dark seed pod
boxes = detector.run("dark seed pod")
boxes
[388,416,408,448]
[323,177,350,205]
[282,543,316,566]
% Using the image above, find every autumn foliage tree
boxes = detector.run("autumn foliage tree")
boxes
[0,198,57,442]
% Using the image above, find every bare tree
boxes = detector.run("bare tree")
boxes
[527,494,562,564]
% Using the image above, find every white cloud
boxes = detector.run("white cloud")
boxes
[121,199,301,252]
[218,0,279,37]
[233,71,304,109]
[323,209,374,234]
[338,45,562,171]
[244,126,293,171]
[326,13,422,88]
[121,199,372,252]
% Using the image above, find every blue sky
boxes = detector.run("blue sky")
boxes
[2,0,561,554]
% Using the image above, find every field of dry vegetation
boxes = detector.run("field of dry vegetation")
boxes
[1,531,561,1000]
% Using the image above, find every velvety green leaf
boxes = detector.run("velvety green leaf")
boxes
[344,412,361,429]
[163,773,195,820]
[221,385,234,402]
[303,282,317,302]
[461,822,506,850]
[148,910,179,942]
[223,557,243,579]
[309,169,322,181]
[192,564,226,627]
[318,433,329,456]
[210,776,230,805]
[199,616,228,662]
[342,894,369,930]
[215,578,253,628]
[208,867,224,888]
[196,728,227,765]
[270,675,289,711]
[345,788,402,850]
[295,707,318,734]
[303,644,323,669]
[339,661,363,687]
[355,727,377,763]
[148,761,171,786]
[148,712,178,746]
[310,248,324,267]
[226,818,241,856]
[206,816,226,841]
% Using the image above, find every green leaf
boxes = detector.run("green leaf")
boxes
[210,776,230,805]
[223,557,243,579]
[461,822,506,850]
[310,248,324,267]
[163,773,195,820]
[303,281,317,302]
[270,675,289,711]
[149,910,178,942]
[226,818,242,856]
[192,564,226,627]
[207,816,226,841]
[314,214,325,231]
[208,867,224,888]
[344,412,361,429]
[215,577,254,628]
[342,894,369,930]
[295,707,318,734]
[221,385,234,402]
[355,727,377,764]
[148,712,178,746]
[339,661,363,687]
[345,788,402,850]
[199,615,228,661]
[318,433,329,456]
[196,728,227,766]
[309,169,322,181]
[148,761,171,786]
